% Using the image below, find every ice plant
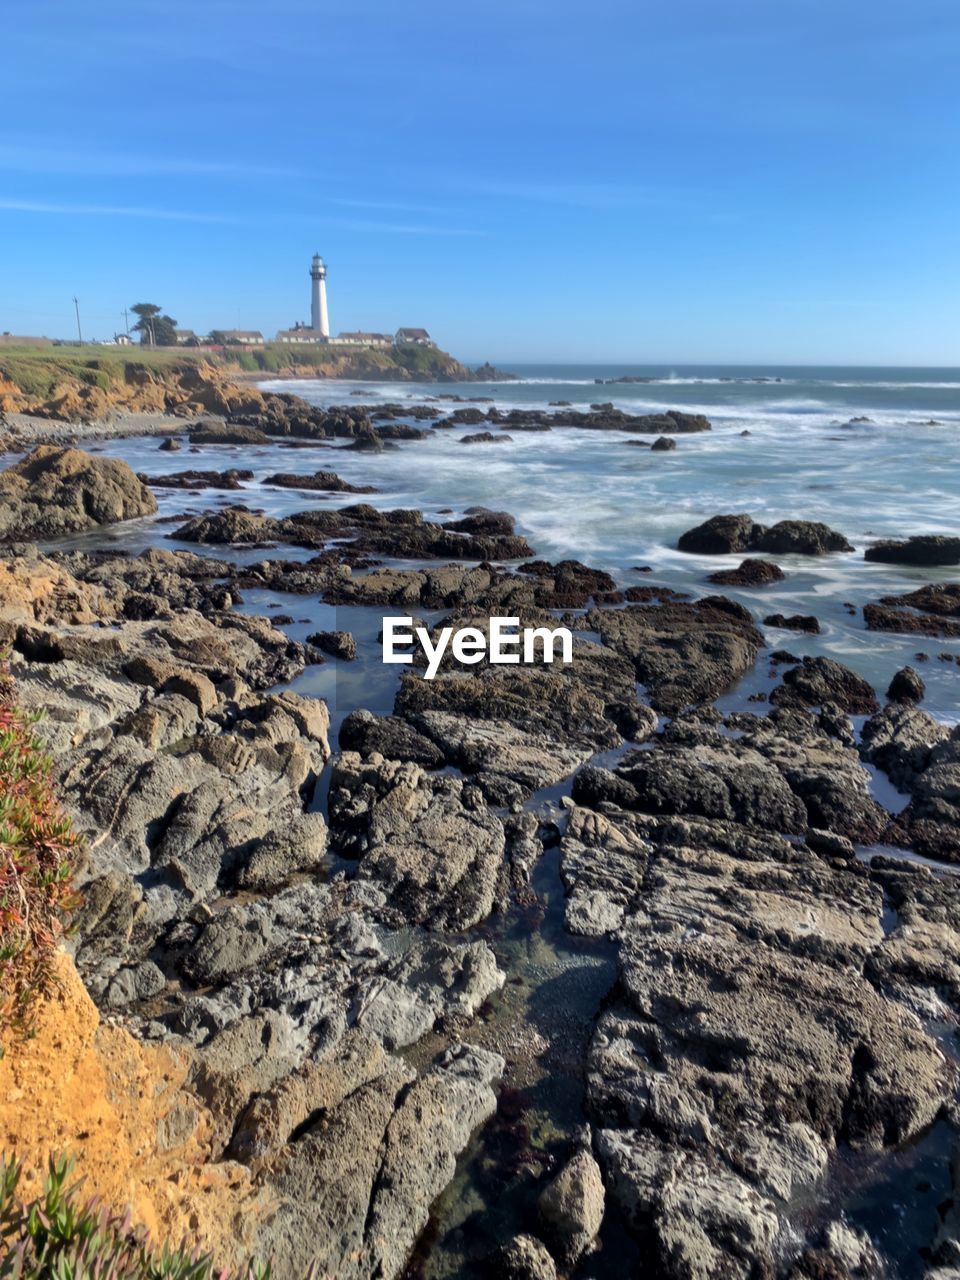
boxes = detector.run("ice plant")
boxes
[0,1155,272,1278]
[0,657,81,1036]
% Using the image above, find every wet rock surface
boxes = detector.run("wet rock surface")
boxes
[3,411,960,1280]
[678,512,854,556]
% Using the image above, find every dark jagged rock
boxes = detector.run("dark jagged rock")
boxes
[886,727,960,861]
[306,629,357,661]
[887,666,925,703]
[764,613,821,634]
[863,584,960,640]
[864,603,960,639]
[158,436,181,452]
[754,521,853,555]
[338,708,445,767]
[678,513,757,554]
[770,656,879,715]
[264,471,378,494]
[188,423,270,445]
[172,504,534,561]
[138,469,253,490]
[586,596,764,713]
[861,703,949,793]
[460,431,513,444]
[865,535,960,566]
[708,558,785,586]
[678,513,853,556]
[650,435,676,452]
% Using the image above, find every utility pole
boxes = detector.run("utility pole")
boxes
[122,307,129,336]
[73,297,83,345]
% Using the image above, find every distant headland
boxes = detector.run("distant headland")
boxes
[0,252,516,386]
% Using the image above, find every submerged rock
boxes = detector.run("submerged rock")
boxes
[537,1148,605,1266]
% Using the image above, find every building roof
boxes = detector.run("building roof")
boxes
[395,327,431,339]
[338,331,392,341]
[175,329,197,338]
[216,330,263,340]
[275,328,325,340]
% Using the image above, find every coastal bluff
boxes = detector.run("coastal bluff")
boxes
[0,344,512,426]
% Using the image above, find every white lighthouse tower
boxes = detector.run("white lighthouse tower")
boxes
[310,253,329,338]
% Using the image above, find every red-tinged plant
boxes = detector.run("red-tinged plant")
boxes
[0,657,82,1037]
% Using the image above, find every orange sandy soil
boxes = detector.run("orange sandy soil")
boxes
[0,951,271,1262]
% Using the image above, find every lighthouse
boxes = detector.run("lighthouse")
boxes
[310,253,329,337]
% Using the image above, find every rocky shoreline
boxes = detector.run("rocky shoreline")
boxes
[3,384,960,1279]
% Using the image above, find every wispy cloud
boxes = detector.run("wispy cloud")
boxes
[0,198,233,222]
[326,217,484,237]
[0,142,304,180]
[459,178,686,209]
[329,196,458,215]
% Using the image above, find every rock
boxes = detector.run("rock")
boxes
[460,431,512,444]
[174,507,278,545]
[887,727,960,860]
[587,596,763,713]
[138,468,253,490]
[678,513,852,557]
[161,669,218,715]
[235,811,329,891]
[183,908,277,985]
[754,520,853,555]
[0,446,157,541]
[764,613,821,634]
[574,740,808,833]
[188,424,270,445]
[596,1128,779,1280]
[678,512,757,555]
[538,1149,605,1265]
[264,471,378,494]
[887,666,926,703]
[356,939,504,1050]
[328,753,505,929]
[158,436,181,451]
[865,535,960,566]
[338,708,445,767]
[104,960,166,1008]
[306,629,357,661]
[495,1235,558,1280]
[175,503,533,561]
[708,558,785,587]
[259,1042,503,1280]
[771,657,879,715]
[650,435,676,451]
[346,425,384,452]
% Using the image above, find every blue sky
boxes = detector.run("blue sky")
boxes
[1,0,958,363]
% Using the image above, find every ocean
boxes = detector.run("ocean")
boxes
[118,361,956,724]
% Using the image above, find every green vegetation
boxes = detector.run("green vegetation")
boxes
[0,662,80,1035]
[0,346,212,403]
[130,303,178,348]
[0,1156,271,1279]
